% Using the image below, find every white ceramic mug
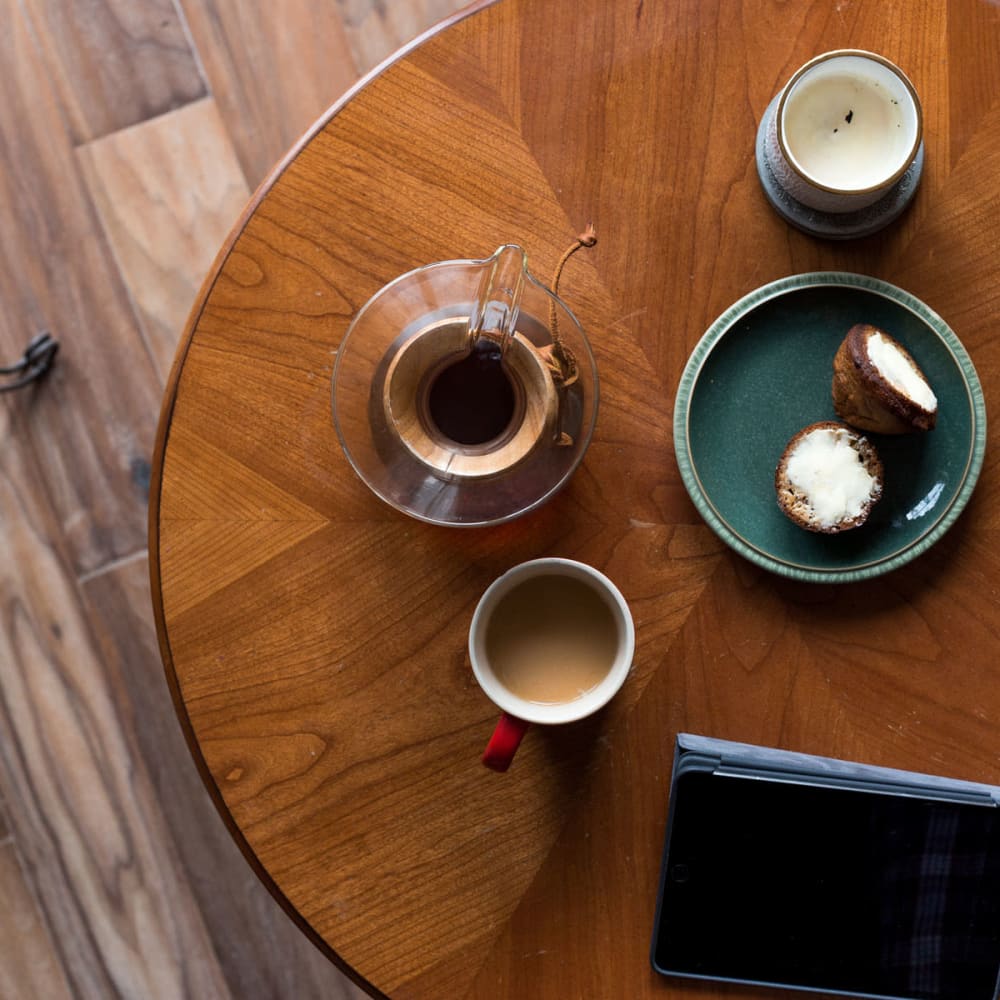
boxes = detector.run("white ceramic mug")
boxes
[469,558,635,772]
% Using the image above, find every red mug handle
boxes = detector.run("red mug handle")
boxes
[482,712,531,772]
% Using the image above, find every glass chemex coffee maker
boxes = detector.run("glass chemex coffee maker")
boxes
[332,244,598,526]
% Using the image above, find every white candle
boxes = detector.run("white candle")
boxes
[764,50,923,215]
[780,53,920,193]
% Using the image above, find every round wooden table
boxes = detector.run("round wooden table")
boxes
[150,1,1000,996]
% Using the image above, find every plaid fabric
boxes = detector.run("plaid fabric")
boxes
[874,800,1000,999]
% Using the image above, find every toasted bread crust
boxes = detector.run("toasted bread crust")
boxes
[775,420,883,533]
[831,324,937,434]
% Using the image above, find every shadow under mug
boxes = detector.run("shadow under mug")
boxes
[469,558,635,772]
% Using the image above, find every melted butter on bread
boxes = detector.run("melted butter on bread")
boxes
[785,426,879,528]
[866,331,937,413]
[832,323,937,434]
[776,421,883,533]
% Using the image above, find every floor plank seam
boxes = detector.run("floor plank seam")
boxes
[77,549,150,587]
[168,0,212,110]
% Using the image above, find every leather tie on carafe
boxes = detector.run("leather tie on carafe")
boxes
[544,224,597,391]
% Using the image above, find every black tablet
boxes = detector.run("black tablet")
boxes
[651,735,1000,1000]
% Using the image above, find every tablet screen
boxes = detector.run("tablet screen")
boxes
[652,769,1000,1000]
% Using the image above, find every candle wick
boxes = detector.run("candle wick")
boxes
[845,109,854,124]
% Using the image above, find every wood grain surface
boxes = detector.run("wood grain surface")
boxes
[77,97,251,379]
[0,844,74,1000]
[149,1,1000,999]
[151,0,1000,996]
[21,0,206,143]
[1,1,462,998]
[176,0,359,186]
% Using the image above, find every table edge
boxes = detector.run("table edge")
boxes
[146,2,499,995]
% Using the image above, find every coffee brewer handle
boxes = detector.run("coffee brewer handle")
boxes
[467,244,528,356]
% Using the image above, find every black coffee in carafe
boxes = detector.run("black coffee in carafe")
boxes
[426,340,517,446]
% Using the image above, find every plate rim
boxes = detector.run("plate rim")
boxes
[673,271,987,583]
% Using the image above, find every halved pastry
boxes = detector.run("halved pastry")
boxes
[832,323,937,434]
[776,421,883,533]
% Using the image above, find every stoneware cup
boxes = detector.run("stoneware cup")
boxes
[469,558,635,772]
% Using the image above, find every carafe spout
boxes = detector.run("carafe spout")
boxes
[467,245,527,355]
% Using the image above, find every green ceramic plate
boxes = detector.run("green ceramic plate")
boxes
[674,273,986,583]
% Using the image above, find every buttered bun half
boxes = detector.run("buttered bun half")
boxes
[832,323,937,434]
[776,421,884,533]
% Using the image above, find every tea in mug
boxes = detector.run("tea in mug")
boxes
[484,574,619,704]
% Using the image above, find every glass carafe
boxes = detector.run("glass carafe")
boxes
[332,245,598,526]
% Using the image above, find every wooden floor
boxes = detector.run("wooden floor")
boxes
[0,2,464,997]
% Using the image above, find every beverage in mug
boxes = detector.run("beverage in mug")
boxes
[484,573,619,704]
[470,559,634,771]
